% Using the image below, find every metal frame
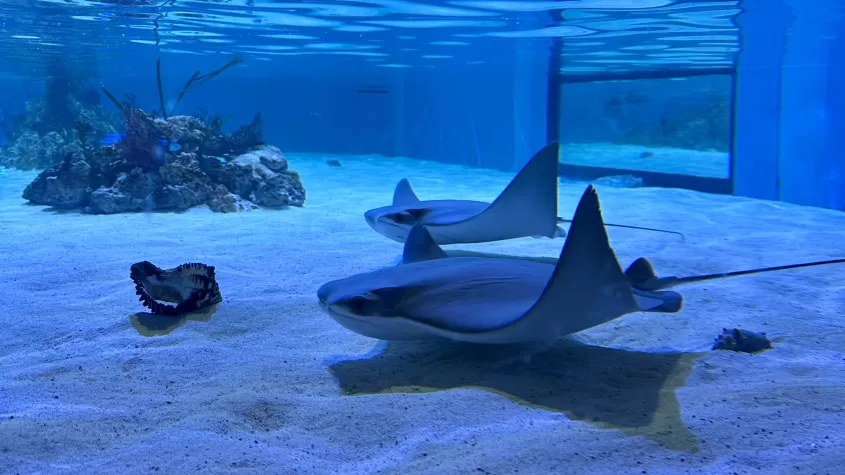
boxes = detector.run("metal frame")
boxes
[544,8,741,195]
[546,65,738,195]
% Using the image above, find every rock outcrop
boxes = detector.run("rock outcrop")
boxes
[22,111,305,214]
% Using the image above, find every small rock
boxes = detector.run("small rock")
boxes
[224,145,305,208]
[22,154,92,208]
[88,168,158,214]
[207,185,256,213]
[260,153,288,172]
[712,328,773,354]
[592,174,644,188]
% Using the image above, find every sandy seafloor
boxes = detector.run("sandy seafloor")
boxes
[559,142,729,179]
[1,151,844,475]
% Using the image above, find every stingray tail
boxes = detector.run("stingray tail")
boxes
[625,256,845,291]
[558,217,685,241]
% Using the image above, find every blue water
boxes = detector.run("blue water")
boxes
[0,1,844,474]
[0,0,748,177]
[0,1,741,77]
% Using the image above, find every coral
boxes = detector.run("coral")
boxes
[196,108,235,135]
[16,56,288,214]
[226,112,264,155]
[159,55,244,118]
[0,64,120,170]
[75,120,93,150]
[22,113,305,214]
[113,97,169,171]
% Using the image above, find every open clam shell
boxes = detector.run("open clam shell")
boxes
[130,261,223,316]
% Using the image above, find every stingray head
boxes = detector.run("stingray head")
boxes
[317,279,406,318]
[364,205,427,243]
[317,278,428,340]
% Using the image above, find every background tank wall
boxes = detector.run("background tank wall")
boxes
[27,47,550,174]
[734,0,845,210]
[389,43,549,173]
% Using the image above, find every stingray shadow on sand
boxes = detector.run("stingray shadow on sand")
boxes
[328,339,704,452]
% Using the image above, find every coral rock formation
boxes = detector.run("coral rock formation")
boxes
[22,112,305,214]
[0,73,119,170]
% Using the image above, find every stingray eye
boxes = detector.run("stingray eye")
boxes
[347,296,371,314]
[387,211,416,224]
[390,209,426,224]
[343,293,383,316]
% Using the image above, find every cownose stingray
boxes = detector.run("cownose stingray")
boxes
[364,141,683,245]
[319,185,845,344]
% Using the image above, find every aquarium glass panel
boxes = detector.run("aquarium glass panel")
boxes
[559,74,733,180]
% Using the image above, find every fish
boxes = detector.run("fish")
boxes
[101,133,183,153]
[101,133,124,146]
[365,141,683,245]
[318,185,845,345]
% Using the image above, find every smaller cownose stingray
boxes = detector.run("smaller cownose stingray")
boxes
[364,141,682,245]
[319,185,845,344]
[130,261,222,316]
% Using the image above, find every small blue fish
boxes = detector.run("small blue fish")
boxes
[101,133,125,145]
[101,133,182,153]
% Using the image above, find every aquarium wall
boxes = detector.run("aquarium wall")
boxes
[98,50,549,173]
[734,0,845,210]
[0,49,549,174]
[390,47,550,173]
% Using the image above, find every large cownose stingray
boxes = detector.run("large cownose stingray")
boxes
[364,141,682,245]
[319,185,845,344]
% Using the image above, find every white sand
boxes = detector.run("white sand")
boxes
[560,142,730,179]
[1,153,844,475]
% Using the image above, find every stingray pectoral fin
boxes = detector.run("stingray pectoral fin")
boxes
[473,185,639,344]
[436,142,561,243]
[392,178,421,206]
[402,224,448,263]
